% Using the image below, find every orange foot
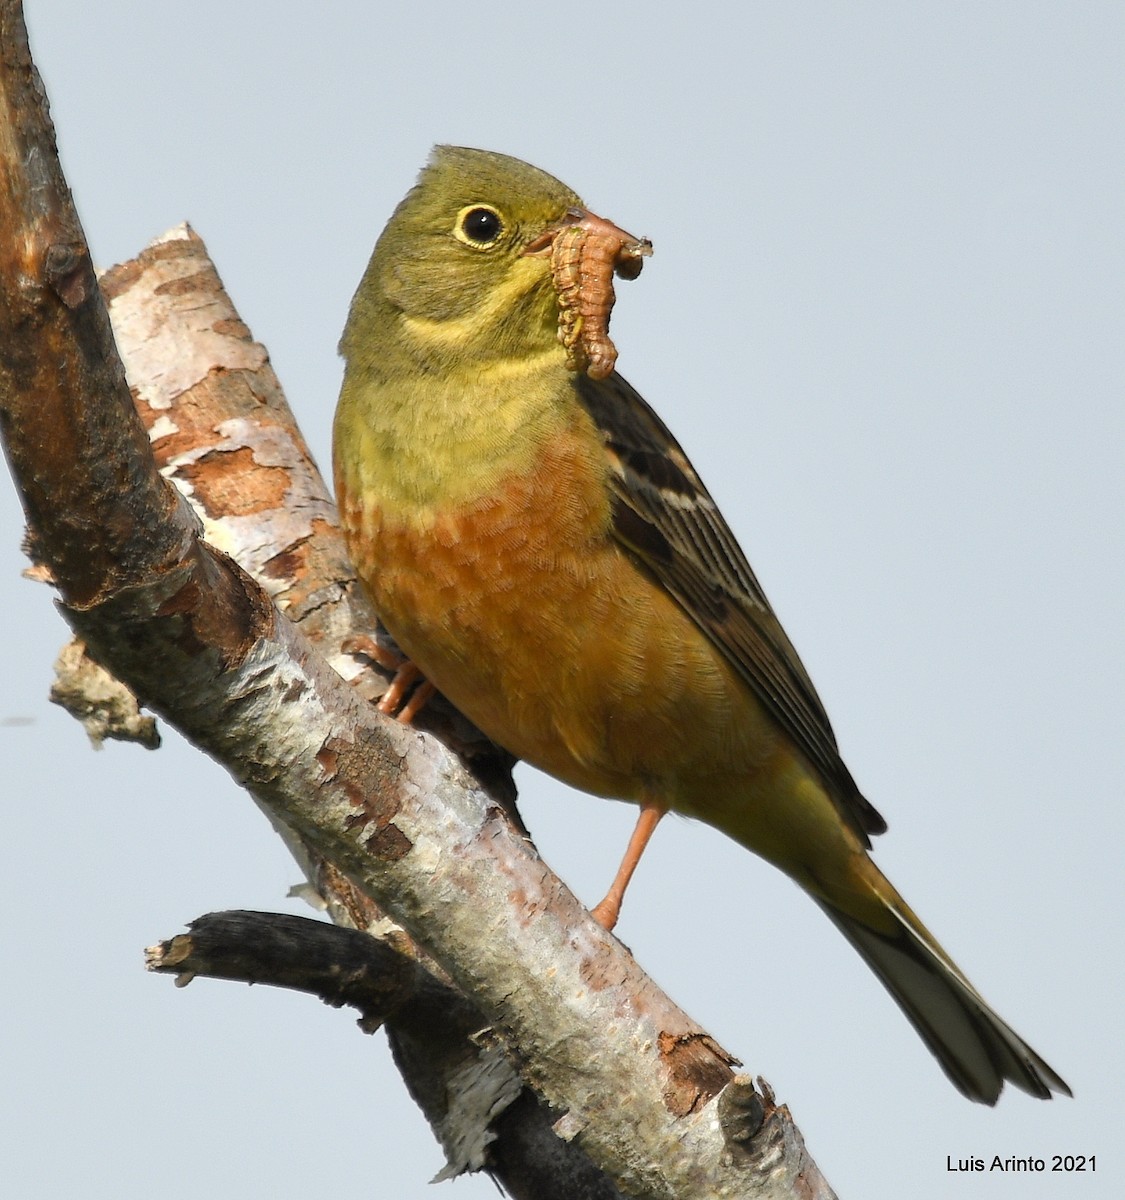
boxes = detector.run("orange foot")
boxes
[342,633,437,725]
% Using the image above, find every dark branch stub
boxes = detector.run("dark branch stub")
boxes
[718,1075,767,1156]
[147,910,630,1198]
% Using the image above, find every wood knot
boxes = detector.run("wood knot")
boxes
[45,240,90,307]
[717,1074,767,1156]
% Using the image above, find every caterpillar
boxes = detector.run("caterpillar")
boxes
[545,211,651,381]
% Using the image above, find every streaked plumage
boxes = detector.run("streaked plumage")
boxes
[333,145,1068,1103]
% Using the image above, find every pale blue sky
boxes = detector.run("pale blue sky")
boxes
[3,3,1121,1198]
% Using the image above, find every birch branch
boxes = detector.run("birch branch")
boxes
[0,3,835,1196]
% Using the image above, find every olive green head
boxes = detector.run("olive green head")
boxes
[341,146,584,375]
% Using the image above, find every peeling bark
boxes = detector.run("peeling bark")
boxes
[50,636,160,747]
[0,4,836,1197]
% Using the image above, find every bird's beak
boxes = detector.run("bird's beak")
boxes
[523,207,653,380]
[523,206,652,279]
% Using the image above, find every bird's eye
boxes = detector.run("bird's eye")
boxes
[455,205,504,247]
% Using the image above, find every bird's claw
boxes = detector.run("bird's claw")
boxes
[343,634,437,725]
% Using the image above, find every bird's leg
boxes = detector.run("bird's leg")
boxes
[342,633,437,725]
[589,802,665,930]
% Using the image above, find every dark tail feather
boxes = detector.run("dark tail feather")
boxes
[817,898,1070,1103]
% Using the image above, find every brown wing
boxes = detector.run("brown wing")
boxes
[575,371,886,843]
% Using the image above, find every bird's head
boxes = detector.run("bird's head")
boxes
[342,146,650,379]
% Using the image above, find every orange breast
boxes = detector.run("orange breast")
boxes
[337,419,784,807]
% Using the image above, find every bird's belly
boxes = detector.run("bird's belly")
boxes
[339,437,783,804]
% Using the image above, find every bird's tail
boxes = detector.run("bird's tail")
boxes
[815,871,1070,1103]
